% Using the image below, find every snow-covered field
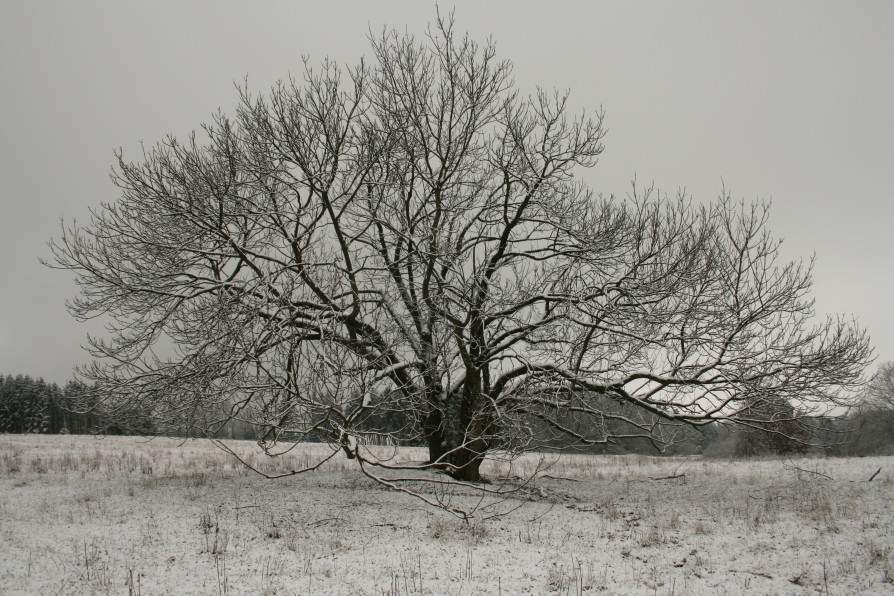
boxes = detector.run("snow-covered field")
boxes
[0,435,891,595]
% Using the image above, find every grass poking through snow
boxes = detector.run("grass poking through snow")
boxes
[0,434,892,594]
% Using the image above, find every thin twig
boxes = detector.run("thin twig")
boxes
[649,461,687,481]
[784,460,833,480]
[307,517,342,527]
[649,473,686,481]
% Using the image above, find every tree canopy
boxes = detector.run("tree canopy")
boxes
[48,15,871,500]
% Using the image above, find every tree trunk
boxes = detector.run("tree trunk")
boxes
[449,441,486,482]
[423,408,448,466]
[449,375,489,482]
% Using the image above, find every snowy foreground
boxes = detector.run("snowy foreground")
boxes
[0,435,892,595]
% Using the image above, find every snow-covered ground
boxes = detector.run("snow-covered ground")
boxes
[0,434,891,594]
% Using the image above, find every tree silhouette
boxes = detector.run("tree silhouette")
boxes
[47,15,871,501]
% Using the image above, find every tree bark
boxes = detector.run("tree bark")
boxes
[449,442,486,482]
[449,376,489,482]
[423,408,447,465]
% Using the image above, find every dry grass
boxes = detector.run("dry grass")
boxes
[0,433,380,478]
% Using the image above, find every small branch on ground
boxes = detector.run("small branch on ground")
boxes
[565,503,600,512]
[649,473,686,481]
[784,460,833,480]
[649,461,687,481]
[307,517,342,527]
[868,467,881,482]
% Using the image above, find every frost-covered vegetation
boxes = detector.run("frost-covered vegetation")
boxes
[1,434,892,594]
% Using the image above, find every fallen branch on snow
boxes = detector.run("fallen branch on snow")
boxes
[649,473,686,481]
[784,461,833,480]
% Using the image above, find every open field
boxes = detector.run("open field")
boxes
[1,435,892,594]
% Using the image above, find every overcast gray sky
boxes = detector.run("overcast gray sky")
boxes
[1,1,891,384]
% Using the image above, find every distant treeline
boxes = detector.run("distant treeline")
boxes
[524,393,894,458]
[0,374,153,435]
[2,371,892,457]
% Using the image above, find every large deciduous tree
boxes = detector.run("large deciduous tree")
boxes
[48,16,871,492]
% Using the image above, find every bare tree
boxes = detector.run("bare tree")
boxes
[730,395,810,456]
[866,362,894,410]
[47,15,871,500]
[833,361,894,456]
